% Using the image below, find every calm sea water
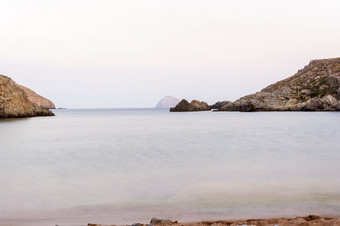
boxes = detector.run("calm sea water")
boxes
[0,109,340,225]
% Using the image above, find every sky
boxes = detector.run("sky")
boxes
[1,0,340,108]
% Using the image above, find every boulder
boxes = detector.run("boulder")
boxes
[150,218,176,225]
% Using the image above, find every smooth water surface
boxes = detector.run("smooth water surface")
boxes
[1,109,340,225]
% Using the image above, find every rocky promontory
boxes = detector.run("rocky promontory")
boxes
[170,99,211,112]
[172,57,340,112]
[0,75,55,118]
[18,84,55,109]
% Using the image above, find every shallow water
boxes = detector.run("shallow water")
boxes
[1,109,340,225]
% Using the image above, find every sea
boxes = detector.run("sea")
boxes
[0,109,340,226]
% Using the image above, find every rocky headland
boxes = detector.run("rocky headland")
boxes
[171,57,340,112]
[0,75,55,118]
[156,96,180,109]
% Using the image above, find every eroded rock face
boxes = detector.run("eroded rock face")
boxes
[18,85,55,109]
[218,58,340,111]
[155,96,180,109]
[0,75,54,118]
[170,99,211,112]
[211,101,232,110]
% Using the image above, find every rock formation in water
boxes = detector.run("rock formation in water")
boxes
[171,57,340,112]
[0,75,55,118]
[18,84,55,109]
[170,99,211,112]
[155,96,180,109]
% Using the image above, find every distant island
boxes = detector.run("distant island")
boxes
[155,96,180,109]
[0,75,55,118]
[171,57,340,112]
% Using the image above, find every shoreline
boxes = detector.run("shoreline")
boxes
[2,211,340,226]
[87,215,340,226]
[2,203,340,226]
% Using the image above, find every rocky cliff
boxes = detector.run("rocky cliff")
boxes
[171,57,340,112]
[0,75,54,118]
[156,96,180,109]
[218,58,340,111]
[18,84,55,109]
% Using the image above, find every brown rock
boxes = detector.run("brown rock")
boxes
[18,84,55,109]
[0,75,54,118]
[217,57,340,111]
[211,101,232,110]
[322,94,338,109]
[170,99,211,112]
[170,99,190,111]
[150,218,174,225]
[188,100,210,111]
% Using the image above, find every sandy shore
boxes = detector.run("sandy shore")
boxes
[2,205,340,225]
[86,215,340,226]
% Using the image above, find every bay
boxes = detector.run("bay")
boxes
[0,109,340,225]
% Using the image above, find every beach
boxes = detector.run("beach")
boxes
[87,215,340,226]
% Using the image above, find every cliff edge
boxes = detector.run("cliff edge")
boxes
[0,75,54,118]
[18,84,55,109]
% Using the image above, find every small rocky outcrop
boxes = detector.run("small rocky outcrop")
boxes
[217,57,340,111]
[150,218,177,225]
[155,96,180,109]
[18,84,55,109]
[170,99,211,112]
[0,75,54,118]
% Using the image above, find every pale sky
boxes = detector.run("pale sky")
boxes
[1,0,340,108]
